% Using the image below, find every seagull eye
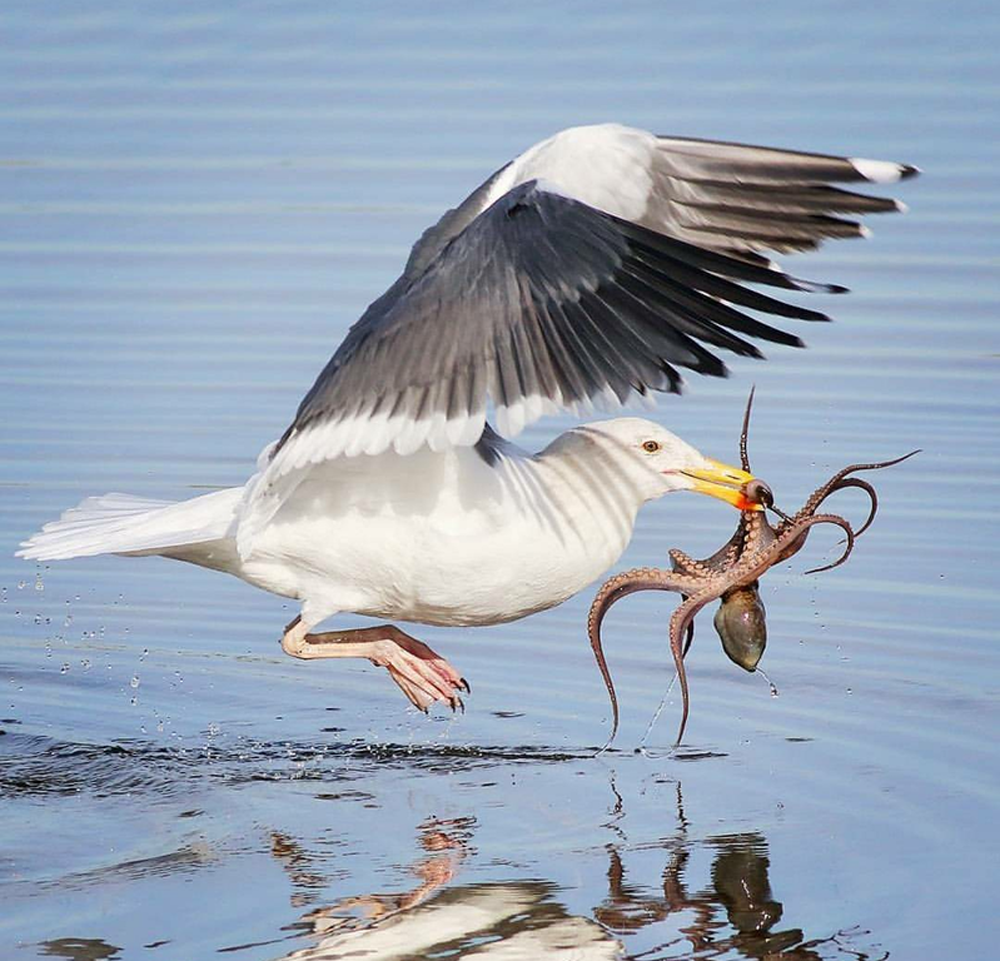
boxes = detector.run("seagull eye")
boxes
[642,440,661,453]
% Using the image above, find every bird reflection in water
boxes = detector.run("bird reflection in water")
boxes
[274,815,474,926]
[595,783,886,960]
[262,786,884,961]
[597,832,861,959]
[268,815,621,960]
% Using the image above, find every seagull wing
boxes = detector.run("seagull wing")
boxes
[402,125,917,284]
[237,124,916,555]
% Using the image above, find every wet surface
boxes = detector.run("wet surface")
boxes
[3,2,1000,959]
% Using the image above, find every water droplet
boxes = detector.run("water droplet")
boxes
[130,675,140,689]
[17,580,26,590]
[846,687,853,696]
[34,576,44,593]
[130,696,138,706]
[59,663,70,674]
[80,658,91,670]
[139,648,148,661]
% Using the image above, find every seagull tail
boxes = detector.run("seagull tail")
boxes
[16,488,243,562]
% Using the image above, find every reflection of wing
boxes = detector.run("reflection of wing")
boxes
[239,123,916,555]
[282,882,622,961]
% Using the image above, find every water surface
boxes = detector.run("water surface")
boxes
[2,3,1000,959]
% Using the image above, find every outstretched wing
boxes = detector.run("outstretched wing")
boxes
[277,181,846,466]
[238,124,916,556]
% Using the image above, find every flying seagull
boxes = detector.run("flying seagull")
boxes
[19,123,917,712]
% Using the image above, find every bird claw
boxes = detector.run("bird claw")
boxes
[361,630,469,715]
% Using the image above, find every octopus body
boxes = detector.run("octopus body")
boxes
[714,583,768,673]
[588,393,918,747]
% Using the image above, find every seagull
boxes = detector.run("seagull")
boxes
[19,123,917,712]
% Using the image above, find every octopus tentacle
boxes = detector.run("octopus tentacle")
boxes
[590,511,858,746]
[681,609,695,659]
[817,476,879,537]
[669,599,698,746]
[780,451,919,531]
[696,530,745,573]
[588,567,701,744]
[668,586,730,745]
[799,513,856,574]
[740,385,756,473]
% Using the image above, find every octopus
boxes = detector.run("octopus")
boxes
[588,391,918,747]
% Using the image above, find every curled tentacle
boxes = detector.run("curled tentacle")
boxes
[771,510,856,570]
[826,476,879,537]
[784,451,920,529]
[798,513,856,574]
[588,567,699,745]
[774,475,876,540]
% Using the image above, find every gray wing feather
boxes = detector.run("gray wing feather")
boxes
[273,179,846,475]
[402,163,512,279]
[645,136,918,256]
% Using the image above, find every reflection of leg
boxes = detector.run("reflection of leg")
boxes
[281,616,469,711]
[299,816,475,931]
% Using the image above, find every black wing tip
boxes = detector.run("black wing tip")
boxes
[899,163,922,181]
[788,276,850,295]
[789,306,832,323]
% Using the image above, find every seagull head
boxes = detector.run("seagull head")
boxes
[574,418,763,510]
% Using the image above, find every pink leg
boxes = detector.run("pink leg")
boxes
[281,617,469,712]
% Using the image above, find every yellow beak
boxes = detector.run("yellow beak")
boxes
[682,458,762,511]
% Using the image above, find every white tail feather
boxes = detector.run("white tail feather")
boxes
[18,489,242,561]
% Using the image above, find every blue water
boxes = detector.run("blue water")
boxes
[2,3,999,959]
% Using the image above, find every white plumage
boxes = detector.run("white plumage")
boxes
[19,123,916,712]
